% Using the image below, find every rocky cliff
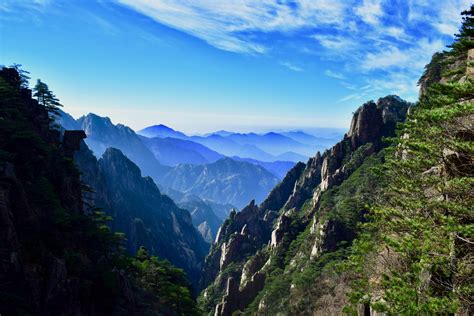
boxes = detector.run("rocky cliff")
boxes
[0,67,203,315]
[199,95,410,315]
[75,144,209,286]
[0,67,133,314]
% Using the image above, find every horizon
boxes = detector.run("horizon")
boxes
[1,0,470,133]
[64,108,347,137]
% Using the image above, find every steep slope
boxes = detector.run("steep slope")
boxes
[154,188,228,244]
[0,67,199,315]
[157,157,280,209]
[75,145,208,286]
[199,95,410,315]
[141,135,223,166]
[77,113,170,180]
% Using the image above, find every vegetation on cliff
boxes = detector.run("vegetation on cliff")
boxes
[0,66,199,315]
[346,7,474,314]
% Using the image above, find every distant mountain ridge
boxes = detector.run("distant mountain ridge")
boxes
[157,157,280,209]
[140,136,224,166]
[138,124,342,163]
[139,124,187,139]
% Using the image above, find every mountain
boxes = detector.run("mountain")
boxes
[138,124,188,139]
[199,95,411,315]
[0,67,199,315]
[77,113,170,180]
[75,145,208,285]
[274,151,308,162]
[178,195,224,243]
[140,136,223,166]
[138,126,317,163]
[231,156,295,179]
[57,108,80,130]
[226,131,313,156]
[157,157,280,209]
[281,130,338,149]
[204,130,235,137]
[58,113,274,239]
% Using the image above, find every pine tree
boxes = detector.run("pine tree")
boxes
[33,79,62,116]
[449,5,474,55]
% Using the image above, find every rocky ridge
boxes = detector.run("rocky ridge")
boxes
[199,95,411,315]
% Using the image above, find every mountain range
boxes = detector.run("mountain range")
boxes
[156,157,279,209]
[2,7,472,315]
[57,110,340,241]
[137,124,341,163]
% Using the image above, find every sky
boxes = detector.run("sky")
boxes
[0,0,470,134]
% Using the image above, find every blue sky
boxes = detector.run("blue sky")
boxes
[0,0,470,134]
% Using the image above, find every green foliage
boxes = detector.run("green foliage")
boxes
[243,147,386,315]
[198,261,244,314]
[321,150,384,230]
[130,246,200,315]
[449,5,474,55]
[346,78,474,313]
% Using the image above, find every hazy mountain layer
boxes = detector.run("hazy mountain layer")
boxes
[157,158,280,209]
[140,135,223,166]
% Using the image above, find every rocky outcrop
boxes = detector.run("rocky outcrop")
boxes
[201,95,411,315]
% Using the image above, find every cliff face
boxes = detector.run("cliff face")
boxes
[0,68,136,315]
[199,95,410,315]
[75,145,208,286]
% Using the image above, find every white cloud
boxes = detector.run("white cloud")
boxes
[116,0,350,54]
[355,0,384,25]
[325,69,346,79]
[361,38,444,71]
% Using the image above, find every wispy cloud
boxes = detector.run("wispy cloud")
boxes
[281,61,304,72]
[338,93,365,102]
[355,0,383,26]
[6,0,470,105]
[112,0,469,101]
[116,0,350,54]
[325,69,345,80]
